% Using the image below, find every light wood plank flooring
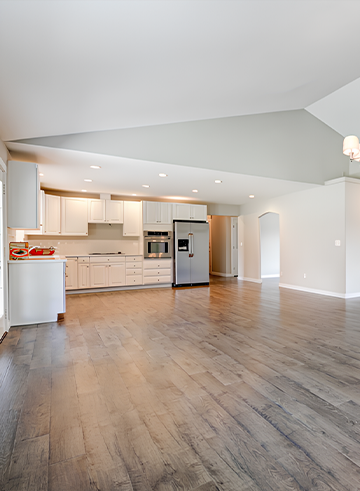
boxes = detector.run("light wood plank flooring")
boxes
[1,277,360,490]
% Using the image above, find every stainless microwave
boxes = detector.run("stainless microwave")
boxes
[143,231,172,258]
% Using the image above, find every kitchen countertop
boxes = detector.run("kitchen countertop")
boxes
[8,255,67,263]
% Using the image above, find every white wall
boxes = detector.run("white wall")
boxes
[207,203,241,216]
[259,213,280,278]
[240,181,347,296]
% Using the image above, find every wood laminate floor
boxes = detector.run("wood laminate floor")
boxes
[1,277,360,490]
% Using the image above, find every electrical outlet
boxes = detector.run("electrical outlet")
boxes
[304,273,306,279]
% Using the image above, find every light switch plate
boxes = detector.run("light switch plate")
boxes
[335,240,341,246]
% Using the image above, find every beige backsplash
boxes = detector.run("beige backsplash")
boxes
[26,223,142,256]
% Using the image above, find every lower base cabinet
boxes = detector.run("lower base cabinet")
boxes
[143,259,172,284]
[108,263,126,286]
[65,258,78,290]
[78,258,90,288]
[65,255,147,290]
[126,256,143,285]
[90,257,126,287]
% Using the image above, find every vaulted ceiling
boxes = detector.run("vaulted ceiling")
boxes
[1,1,359,205]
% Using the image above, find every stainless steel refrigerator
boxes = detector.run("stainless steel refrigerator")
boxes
[173,220,209,287]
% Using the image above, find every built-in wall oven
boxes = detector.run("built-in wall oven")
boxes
[143,231,172,259]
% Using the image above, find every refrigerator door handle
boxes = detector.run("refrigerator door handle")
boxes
[189,233,194,257]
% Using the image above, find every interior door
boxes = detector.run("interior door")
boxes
[190,222,209,284]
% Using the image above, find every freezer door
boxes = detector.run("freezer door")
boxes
[175,221,191,284]
[190,222,209,283]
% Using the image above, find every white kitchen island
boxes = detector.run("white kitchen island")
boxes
[8,257,66,326]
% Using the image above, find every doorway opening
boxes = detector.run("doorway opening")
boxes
[208,215,238,277]
[259,212,280,280]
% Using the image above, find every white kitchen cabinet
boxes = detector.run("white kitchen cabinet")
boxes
[45,194,61,234]
[173,203,191,220]
[30,190,45,235]
[65,258,78,290]
[88,199,105,223]
[143,258,172,285]
[89,256,126,287]
[126,256,143,285]
[8,160,40,229]
[172,203,207,221]
[143,201,172,225]
[106,200,123,223]
[90,263,107,287]
[61,197,88,235]
[78,258,90,288]
[88,199,123,224]
[108,263,126,286]
[191,204,207,221]
[123,201,141,236]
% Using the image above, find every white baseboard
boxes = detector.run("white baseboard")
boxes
[344,292,360,299]
[66,284,172,295]
[278,283,360,299]
[261,274,280,278]
[211,272,234,277]
[238,277,262,284]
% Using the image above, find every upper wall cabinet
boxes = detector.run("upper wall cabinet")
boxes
[45,194,61,234]
[143,201,172,225]
[106,200,123,223]
[61,197,88,236]
[88,199,106,223]
[190,204,208,221]
[123,201,141,236]
[8,161,39,229]
[172,203,207,221]
[88,199,124,224]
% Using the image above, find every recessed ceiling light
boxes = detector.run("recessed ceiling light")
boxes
[249,194,255,198]
[159,173,168,177]
[192,189,198,193]
[215,180,222,184]
[90,165,101,169]
[39,173,44,177]
[132,194,137,196]
[81,189,87,192]
[142,184,150,188]
[84,179,92,182]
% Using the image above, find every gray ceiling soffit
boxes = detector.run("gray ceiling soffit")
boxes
[13,110,348,185]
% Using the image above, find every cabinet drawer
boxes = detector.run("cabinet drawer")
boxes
[126,256,142,262]
[90,256,125,264]
[143,259,172,269]
[126,268,142,276]
[126,276,143,285]
[143,275,171,285]
[143,268,171,277]
[78,257,89,264]
[126,261,142,268]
